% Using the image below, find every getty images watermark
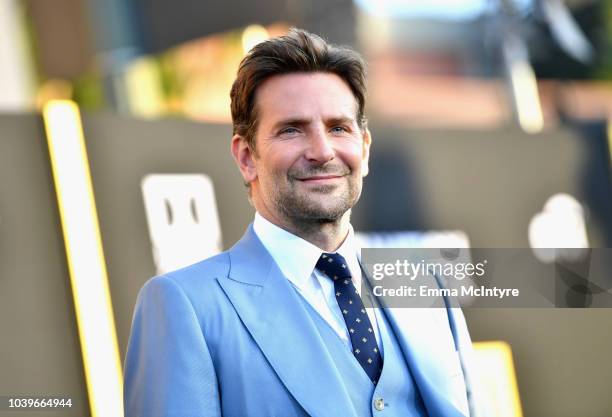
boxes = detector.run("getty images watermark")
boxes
[360,248,612,308]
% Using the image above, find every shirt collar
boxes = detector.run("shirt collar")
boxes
[253,212,361,288]
[335,225,362,286]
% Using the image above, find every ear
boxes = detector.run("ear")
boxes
[361,127,372,177]
[231,134,258,184]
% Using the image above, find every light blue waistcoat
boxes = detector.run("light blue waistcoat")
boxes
[297,295,429,417]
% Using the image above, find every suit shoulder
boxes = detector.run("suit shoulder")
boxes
[172,251,230,277]
[144,251,230,295]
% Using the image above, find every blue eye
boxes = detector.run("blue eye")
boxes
[331,126,348,133]
[280,127,300,135]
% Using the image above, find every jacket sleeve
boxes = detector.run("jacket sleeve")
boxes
[124,275,221,417]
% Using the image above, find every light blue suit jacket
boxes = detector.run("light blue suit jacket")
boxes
[124,225,481,417]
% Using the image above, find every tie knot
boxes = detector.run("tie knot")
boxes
[316,252,351,281]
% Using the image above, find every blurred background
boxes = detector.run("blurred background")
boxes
[3,0,612,125]
[1,0,612,416]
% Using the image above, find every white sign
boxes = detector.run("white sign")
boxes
[142,174,223,275]
[528,193,589,263]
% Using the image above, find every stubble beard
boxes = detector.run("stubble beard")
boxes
[274,175,362,233]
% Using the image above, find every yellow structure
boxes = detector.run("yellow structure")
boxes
[473,341,523,417]
[43,100,124,417]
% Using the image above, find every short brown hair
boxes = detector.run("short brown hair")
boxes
[230,28,367,151]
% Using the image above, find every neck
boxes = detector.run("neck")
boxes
[289,214,351,252]
[260,211,351,252]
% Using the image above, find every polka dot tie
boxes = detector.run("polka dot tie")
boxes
[316,252,383,385]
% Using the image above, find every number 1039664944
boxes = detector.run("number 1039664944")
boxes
[4,397,72,409]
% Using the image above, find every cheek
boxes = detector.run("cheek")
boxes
[258,154,293,181]
[340,143,366,171]
[266,146,302,174]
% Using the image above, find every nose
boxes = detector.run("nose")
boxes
[304,128,335,163]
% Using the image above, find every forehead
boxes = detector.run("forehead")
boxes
[254,72,359,124]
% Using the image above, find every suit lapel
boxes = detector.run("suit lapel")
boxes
[382,307,469,417]
[361,262,470,417]
[217,226,357,417]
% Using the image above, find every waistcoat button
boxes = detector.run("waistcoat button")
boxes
[374,398,385,411]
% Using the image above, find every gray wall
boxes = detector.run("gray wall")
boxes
[0,114,88,416]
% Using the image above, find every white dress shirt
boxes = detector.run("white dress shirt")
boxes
[253,212,382,353]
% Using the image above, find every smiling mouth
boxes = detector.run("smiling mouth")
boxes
[297,175,344,183]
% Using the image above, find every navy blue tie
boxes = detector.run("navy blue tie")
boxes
[316,252,383,385]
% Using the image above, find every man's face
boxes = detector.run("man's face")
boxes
[233,72,371,228]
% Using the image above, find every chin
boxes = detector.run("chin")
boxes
[275,186,359,222]
[300,202,353,222]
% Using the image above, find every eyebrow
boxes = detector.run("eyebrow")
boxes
[272,118,311,131]
[326,116,356,126]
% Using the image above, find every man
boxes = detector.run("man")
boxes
[124,28,481,417]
